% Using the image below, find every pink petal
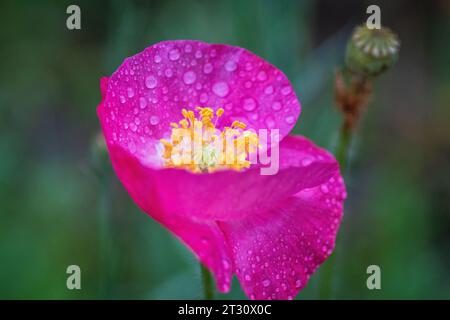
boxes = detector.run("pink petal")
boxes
[97,40,300,160]
[106,135,337,222]
[220,172,346,300]
[106,143,233,292]
[105,133,343,297]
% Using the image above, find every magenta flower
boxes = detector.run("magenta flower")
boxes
[97,40,346,300]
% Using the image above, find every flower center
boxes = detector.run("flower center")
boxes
[160,107,259,173]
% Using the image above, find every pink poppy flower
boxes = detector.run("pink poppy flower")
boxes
[97,40,346,300]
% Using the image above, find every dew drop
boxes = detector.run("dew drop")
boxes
[285,116,295,124]
[153,54,161,63]
[203,63,213,74]
[168,48,180,61]
[127,87,134,98]
[264,85,274,95]
[262,279,271,287]
[119,95,126,104]
[139,97,147,109]
[302,158,313,166]
[265,116,275,129]
[272,101,282,111]
[183,71,197,84]
[212,81,229,97]
[145,75,157,89]
[195,50,203,59]
[245,274,252,281]
[243,98,257,111]
[257,70,267,81]
[295,280,302,288]
[184,44,192,53]
[281,85,292,95]
[199,92,208,103]
[165,69,173,78]
[128,141,136,154]
[320,184,329,193]
[150,115,160,125]
[225,60,237,72]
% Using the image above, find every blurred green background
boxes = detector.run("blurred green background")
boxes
[0,0,449,299]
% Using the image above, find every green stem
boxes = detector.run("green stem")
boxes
[98,173,113,298]
[317,126,353,299]
[200,263,214,300]
[336,127,352,172]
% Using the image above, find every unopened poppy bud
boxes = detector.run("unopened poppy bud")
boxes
[345,24,400,77]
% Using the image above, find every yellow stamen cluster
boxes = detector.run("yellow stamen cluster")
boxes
[160,107,259,173]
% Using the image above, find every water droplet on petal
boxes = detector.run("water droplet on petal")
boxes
[272,101,282,111]
[139,97,147,109]
[168,48,180,61]
[212,81,229,97]
[150,115,159,125]
[264,85,274,95]
[302,158,313,166]
[195,50,203,59]
[295,280,302,288]
[203,63,213,74]
[257,70,267,81]
[184,44,192,53]
[199,93,208,103]
[145,75,157,89]
[262,279,271,287]
[225,60,237,72]
[245,274,252,281]
[265,116,275,128]
[127,87,134,98]
[243,98,257,111]
[165,69,173,78]
[321,184,329,193]
[119,95,126,104]
[183,71,197,84]
[281,85,292,95]
[285,116,295,124]
[153,54,161,63]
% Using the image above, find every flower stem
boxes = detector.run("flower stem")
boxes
[200,263,214,300]
[317,125,353,300]
[335,126,352,172]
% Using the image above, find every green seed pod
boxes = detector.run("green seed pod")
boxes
[345,24,400,77]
